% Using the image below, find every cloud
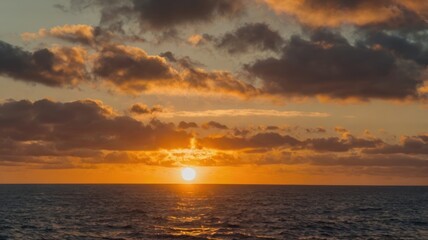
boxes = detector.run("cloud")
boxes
[233,128,250,137]
[0,40,260,98]
[263,0,428,29]
[18,25,265,98]
[187,23,284,54]
[0,99,191,152]
[21,24,145,46]
[304,136,383,152]
[246,30,425,101]
[159,108,330,118]
[92,45,259,97]
[131,0,244,28]
[0,139,102,159]
[22,24,97,45]
[129,103,163,115]
[365,135,428,154]
[70,0,244,32]
[200,132,300,150]
[306,127,327,134]
[216,23,284,54]
[199,130,382,152]
[93,44,178,93]
[0,41,88,87]
[178,121,198,129]
[365,31,428,66]
[0,99,426,174]
[202,121,229,130]
[179,66,260,98]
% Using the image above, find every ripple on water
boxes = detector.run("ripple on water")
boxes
[0,185,427,239]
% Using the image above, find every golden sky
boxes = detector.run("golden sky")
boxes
[0,0,428,185]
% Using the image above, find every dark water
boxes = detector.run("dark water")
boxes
[0,185,427,239]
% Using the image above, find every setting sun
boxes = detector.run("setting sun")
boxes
[1,0,428,239]
[181,167,196,181]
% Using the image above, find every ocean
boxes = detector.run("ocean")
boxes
[0,185,427,239]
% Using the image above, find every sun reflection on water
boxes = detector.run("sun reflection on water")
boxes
[159,185,222,238]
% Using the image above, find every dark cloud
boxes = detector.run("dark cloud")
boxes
[306,127,327,134]
[200,130,382,153]
[86,151,152,165]
[189,23,284,54]
[132,0,243,28]
[200,132,300,150]
[0,41,88,87]
[233,128,250,137]
[0,99,191,152]
[202,121,229,130]
[0,40,259,98]
[130,103,162,115]
[246,30,424,101]
[365,135,428,154]
[93,44,178,93]
[93,46,259,96]
[1,99,426,173]
[71,0,244,32]
[265,126,280,131]
[0,138,102,159]
[304,136,383,152]
[216,23,284,54]
[178,121,198,129]
[365,31,428,66]
[180,66,260,98]
[159,51,177,62]
[160,51,260,97]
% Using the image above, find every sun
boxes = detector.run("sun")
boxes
[181,167,196,181]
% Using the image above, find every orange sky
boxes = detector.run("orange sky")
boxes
[0,0,427,185]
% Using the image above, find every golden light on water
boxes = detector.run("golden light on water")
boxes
[181,167,196,181]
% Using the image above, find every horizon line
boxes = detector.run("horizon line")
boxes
[1,183,427,187]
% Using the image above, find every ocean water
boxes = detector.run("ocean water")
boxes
[0,185,427,239]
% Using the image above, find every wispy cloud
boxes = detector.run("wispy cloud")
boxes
[159,109,330,118]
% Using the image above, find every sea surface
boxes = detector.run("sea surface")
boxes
[0,185,427,239]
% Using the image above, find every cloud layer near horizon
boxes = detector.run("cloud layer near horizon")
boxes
[1,98,427,178]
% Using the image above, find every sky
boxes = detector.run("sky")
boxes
[0,0,428,185]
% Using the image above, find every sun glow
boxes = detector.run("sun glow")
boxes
[159,137,217,166]
[181,167,196,181]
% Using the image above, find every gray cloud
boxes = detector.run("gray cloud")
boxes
[70,0,244,32]
[93,44,177,93]
[365,135,428,154]
[216,23,284,54]
[306,127,327,134]
[202,121,229,130]
[304,136,383,152]
[0,99,191,152]
[130,103,163,115]
[0,41,88,87]
[365,31,428,66]
[246,30,425,101]
[200,132,300,150]
[178,121,198,129]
